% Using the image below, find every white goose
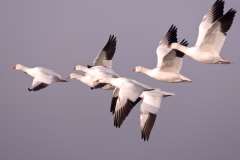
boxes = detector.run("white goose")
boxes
[67,72,115,90]
[132,25,192,82]
[96,77,153,128]
[73,65,118,90]
[73,35,119,89]
[13,64,68,91]
[109,85,174,141]
[169,0,236,64]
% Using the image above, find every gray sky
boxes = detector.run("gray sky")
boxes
[1,0,240,160]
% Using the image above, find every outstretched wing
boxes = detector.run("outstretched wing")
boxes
[114,83,143,128]
[156,25,178,68]
[160,39,188,73]
[199,9,236,55]
[195,0,224,47]
[93,35,117,68]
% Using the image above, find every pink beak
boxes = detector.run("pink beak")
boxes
[67,75,71,78]
[95,79,99,83]
[72,67,76,70]
[12,66,16,69]
[131,68,136,72]
[168,45,171,48]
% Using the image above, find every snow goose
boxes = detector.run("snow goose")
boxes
[140,89,174,141]
[13,64,68,91]
[96,77,153,128]
[109,86,175,141]
[132,25,192,82]
[73,35,119,89]
[169,0,236,64]
[73,65,118,90]
[67,73,115,90]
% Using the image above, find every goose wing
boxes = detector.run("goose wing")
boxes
[93,35,117,68]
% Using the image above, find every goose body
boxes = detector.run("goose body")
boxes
[73,65,118,90]
[13,64,68,91]
[67,73,95,88]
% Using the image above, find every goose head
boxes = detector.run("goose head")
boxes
[67,73,76,79]
[95,77,110,83]
[131,66,143,72]
[72,65,83,70]
[12,64,24,70]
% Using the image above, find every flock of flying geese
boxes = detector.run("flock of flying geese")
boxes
[13,0,236,141]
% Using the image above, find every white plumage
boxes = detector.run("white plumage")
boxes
[13,64,68,91]
[132,25,192,82]
[170,0,236,64]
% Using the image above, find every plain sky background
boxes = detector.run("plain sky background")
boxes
[1,0,240,160]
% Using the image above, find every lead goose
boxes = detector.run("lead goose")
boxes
[95,77,153,128]
[13,64,68,91]
[169,0,236,64]
[132,25,192,83]
[73,35,119,89]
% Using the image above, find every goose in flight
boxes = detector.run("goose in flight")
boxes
[73,35,119,89]
[73,65,118,90]
[109,84,174,141]
[96,77,153,128]
[169,0,236,64]
[13,64,68,91]
[132,25,192,82]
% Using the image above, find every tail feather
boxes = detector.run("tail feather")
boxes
[219,59,232,64]
[179,75,193,82]
[162,91,175,98]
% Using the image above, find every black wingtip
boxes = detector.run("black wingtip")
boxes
[141,113,156,141]
[110,97,118,114]
[175,39,188,58]
[103,34,117,60]
[180,39,189,47]
[87,65,92,68]
[113,99,135,128]
[165,24,178,45]
[91,83,108,90]
[219,8,236,35]
[209,0,225,23]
